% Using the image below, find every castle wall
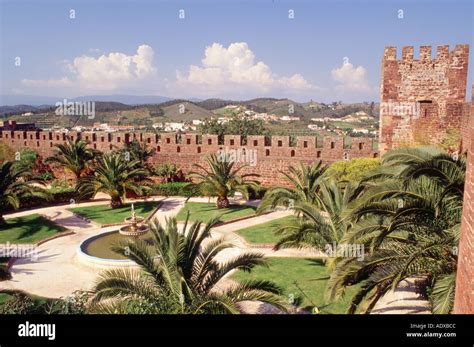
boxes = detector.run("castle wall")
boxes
[454,91,474,313]
[380,45,469,154]
[0,131,378,186]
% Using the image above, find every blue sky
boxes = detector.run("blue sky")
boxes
[0,0,472,103]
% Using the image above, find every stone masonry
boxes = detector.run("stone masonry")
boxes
[454,91,474,313]
[380,44,470,154]
[0,131,378,186]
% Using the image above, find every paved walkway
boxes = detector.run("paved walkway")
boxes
[1,198,173,298]
[371,278,431,314]
[0,197,431,314]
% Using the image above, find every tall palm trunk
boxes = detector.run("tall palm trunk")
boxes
[216,196,229,209]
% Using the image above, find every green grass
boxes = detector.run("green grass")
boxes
[176,202,256,223]
[232,257,359,314]
[0,214,67,244]
[0,293,11,304]
[235,215,298,244]
[69,201,158,225]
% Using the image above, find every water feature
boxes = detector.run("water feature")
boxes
[77,204,154,267]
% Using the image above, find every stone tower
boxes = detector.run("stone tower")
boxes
[379,44,469,154]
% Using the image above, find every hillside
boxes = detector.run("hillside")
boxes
[2,97,380,129]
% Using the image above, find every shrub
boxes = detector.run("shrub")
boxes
[0,143,15,163]
[3,187,77,212]
[47,291,89,314]
[0,291,89,314]
[0,293,41,314]
[153,163,178,182]
[14,149,54,181]
[152,182,202,197]
[324,157,380,182]
[50,179,73,192]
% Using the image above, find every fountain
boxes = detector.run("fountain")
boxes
[77,204,154,267]
[119,203,149,237]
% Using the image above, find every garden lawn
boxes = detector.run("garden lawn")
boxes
[0,293,11,305]
[176,202,256,223]
[0,214,66,244]
[232,257,359,314]
[235,215,298,244]
[69,201,158,225]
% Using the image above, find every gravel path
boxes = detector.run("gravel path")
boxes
[0,197,431,314]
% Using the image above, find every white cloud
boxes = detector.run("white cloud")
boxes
[331,62,371,92]
[21,45,157,92]
[174,42,316,96]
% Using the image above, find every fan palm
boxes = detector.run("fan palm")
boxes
[273,179,362,269]
[326,147,465,314]
[120,139,155,172]
[257,161,327,214]
[91,215,286,314]
[188,153,260,208]
[0,161,49,224]
[77,153,150,208]
[46,138,98,180]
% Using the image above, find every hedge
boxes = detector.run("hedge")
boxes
[2,188,77,213]
[151,182,202,197]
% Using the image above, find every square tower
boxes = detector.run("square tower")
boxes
[379,44,469,154]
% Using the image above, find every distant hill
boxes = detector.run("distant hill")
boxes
[0,94,173,106]
[160,101,215,121]
[1,96,379,128]
[0,104,45,116]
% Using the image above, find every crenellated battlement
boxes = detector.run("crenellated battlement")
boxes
[383,44,469,63]
[0,130,379,186]
[380,43,470,154]
[0,130,378,160]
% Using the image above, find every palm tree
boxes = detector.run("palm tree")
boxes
[188,153,260,208]
[91,216,286,314]
[46,138,98,181]
[0,161,48,224]
[273,179,363,271]
[77,153,150,208]
[257,161,327,214]
[326,147,465,314]
[120,139,155,172]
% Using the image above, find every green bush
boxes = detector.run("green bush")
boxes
[0,291,89,314]
[0,293,44,314]
[324,157,380,182]
[50,179,71,191]
[2,187,77,212]
[152,182,202,197]
[153,163,178,182]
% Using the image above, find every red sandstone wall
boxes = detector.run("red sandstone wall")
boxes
[380,45,469,154]
[454,91,474,313]
[0,130,378,186]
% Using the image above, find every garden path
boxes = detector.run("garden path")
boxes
[1,197,431,314]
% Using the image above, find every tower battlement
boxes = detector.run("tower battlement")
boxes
[383,44,469,63]
[380,44,470,154]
